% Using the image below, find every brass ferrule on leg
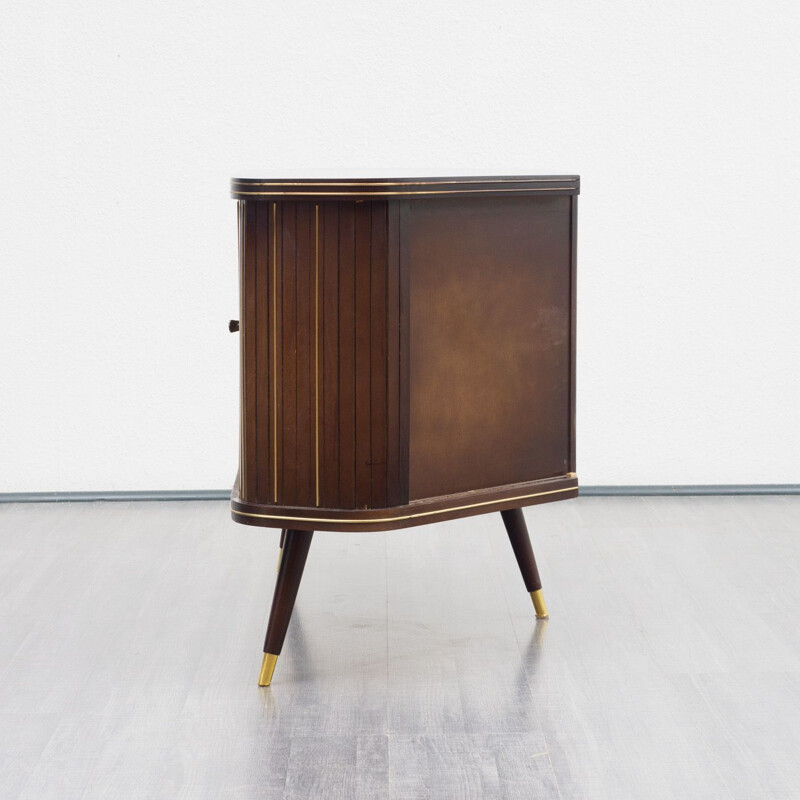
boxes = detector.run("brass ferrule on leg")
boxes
[259,653,278,686]
[530,589,549,619]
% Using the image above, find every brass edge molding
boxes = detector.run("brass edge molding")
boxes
[232,187,577,198]
[231,483,577,524]
[314,204,320,507]
[272,202,278,503]
[233,178,578,188]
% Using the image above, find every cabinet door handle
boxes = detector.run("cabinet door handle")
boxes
[229,319,240,333]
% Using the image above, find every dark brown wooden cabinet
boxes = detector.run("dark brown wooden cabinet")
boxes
[229,174,579,685]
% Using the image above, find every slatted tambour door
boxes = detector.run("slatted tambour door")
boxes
[238,200,404,511]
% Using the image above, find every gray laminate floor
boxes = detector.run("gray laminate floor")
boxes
[1,496,799,799]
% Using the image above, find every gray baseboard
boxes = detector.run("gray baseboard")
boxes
[0,490,232,504]
[1,485,799,504]
[580,484,800,496]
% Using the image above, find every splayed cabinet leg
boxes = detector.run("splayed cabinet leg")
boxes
[500,508,549,618]
[276,529,286,573]
[259,529,314,685]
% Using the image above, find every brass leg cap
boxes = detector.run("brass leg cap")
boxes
[259,653,278,686]
[276,547,283,574]
[530,589,549,619]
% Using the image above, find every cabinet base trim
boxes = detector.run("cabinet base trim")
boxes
[231,475,578,532]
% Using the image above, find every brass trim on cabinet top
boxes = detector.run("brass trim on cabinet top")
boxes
[234,177,577,188]
[231,484,577,525]
[233,187,577,198]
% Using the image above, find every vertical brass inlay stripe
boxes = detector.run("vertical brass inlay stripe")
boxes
[315,204,320,507]
[272,202,278,503]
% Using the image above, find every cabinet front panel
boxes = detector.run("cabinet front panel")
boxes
[239,200,401,511]
[408,196,572,500]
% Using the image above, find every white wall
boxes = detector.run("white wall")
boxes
[2,0,799,492]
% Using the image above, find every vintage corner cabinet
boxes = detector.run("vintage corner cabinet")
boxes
[229,174,579,686]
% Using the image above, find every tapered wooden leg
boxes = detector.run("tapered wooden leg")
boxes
[500,508,549,618]
[259,529,314,685]
[276,529,286,573]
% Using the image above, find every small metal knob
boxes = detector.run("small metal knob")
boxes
[229,320,240,332]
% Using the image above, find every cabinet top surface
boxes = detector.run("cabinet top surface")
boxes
[230,173,580,200]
